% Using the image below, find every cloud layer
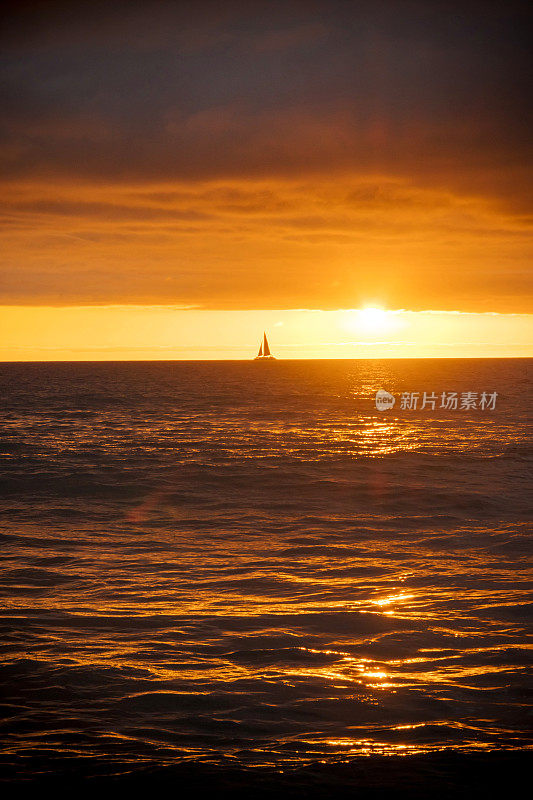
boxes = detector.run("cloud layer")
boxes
[1,1,532,309]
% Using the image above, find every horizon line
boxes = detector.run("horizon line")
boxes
[1,355,532,364]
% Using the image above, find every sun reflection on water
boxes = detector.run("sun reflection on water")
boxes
[1,359,531,779]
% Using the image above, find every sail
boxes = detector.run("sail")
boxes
[254,331,275,359]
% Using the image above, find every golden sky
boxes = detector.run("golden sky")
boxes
[1,1,532,358]
[1,306,531,360]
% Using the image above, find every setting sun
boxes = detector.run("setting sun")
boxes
[340,307,402,339]
[357,307,389,333]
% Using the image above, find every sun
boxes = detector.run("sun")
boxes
[340,306,397,337]
[357,306,390,333]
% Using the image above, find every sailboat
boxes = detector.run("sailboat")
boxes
[254,331,276,360]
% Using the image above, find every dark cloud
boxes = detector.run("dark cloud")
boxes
[0,1,531,199]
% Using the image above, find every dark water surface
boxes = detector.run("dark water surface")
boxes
[0,359,531,789]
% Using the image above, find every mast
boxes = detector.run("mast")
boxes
[263,332,271,357]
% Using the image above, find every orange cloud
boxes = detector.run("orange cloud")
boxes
[0,177,531,311]
[0,1,531,313]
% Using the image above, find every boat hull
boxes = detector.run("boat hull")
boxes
[253,355,276,361]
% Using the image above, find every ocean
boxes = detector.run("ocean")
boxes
[0,359,531,795]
